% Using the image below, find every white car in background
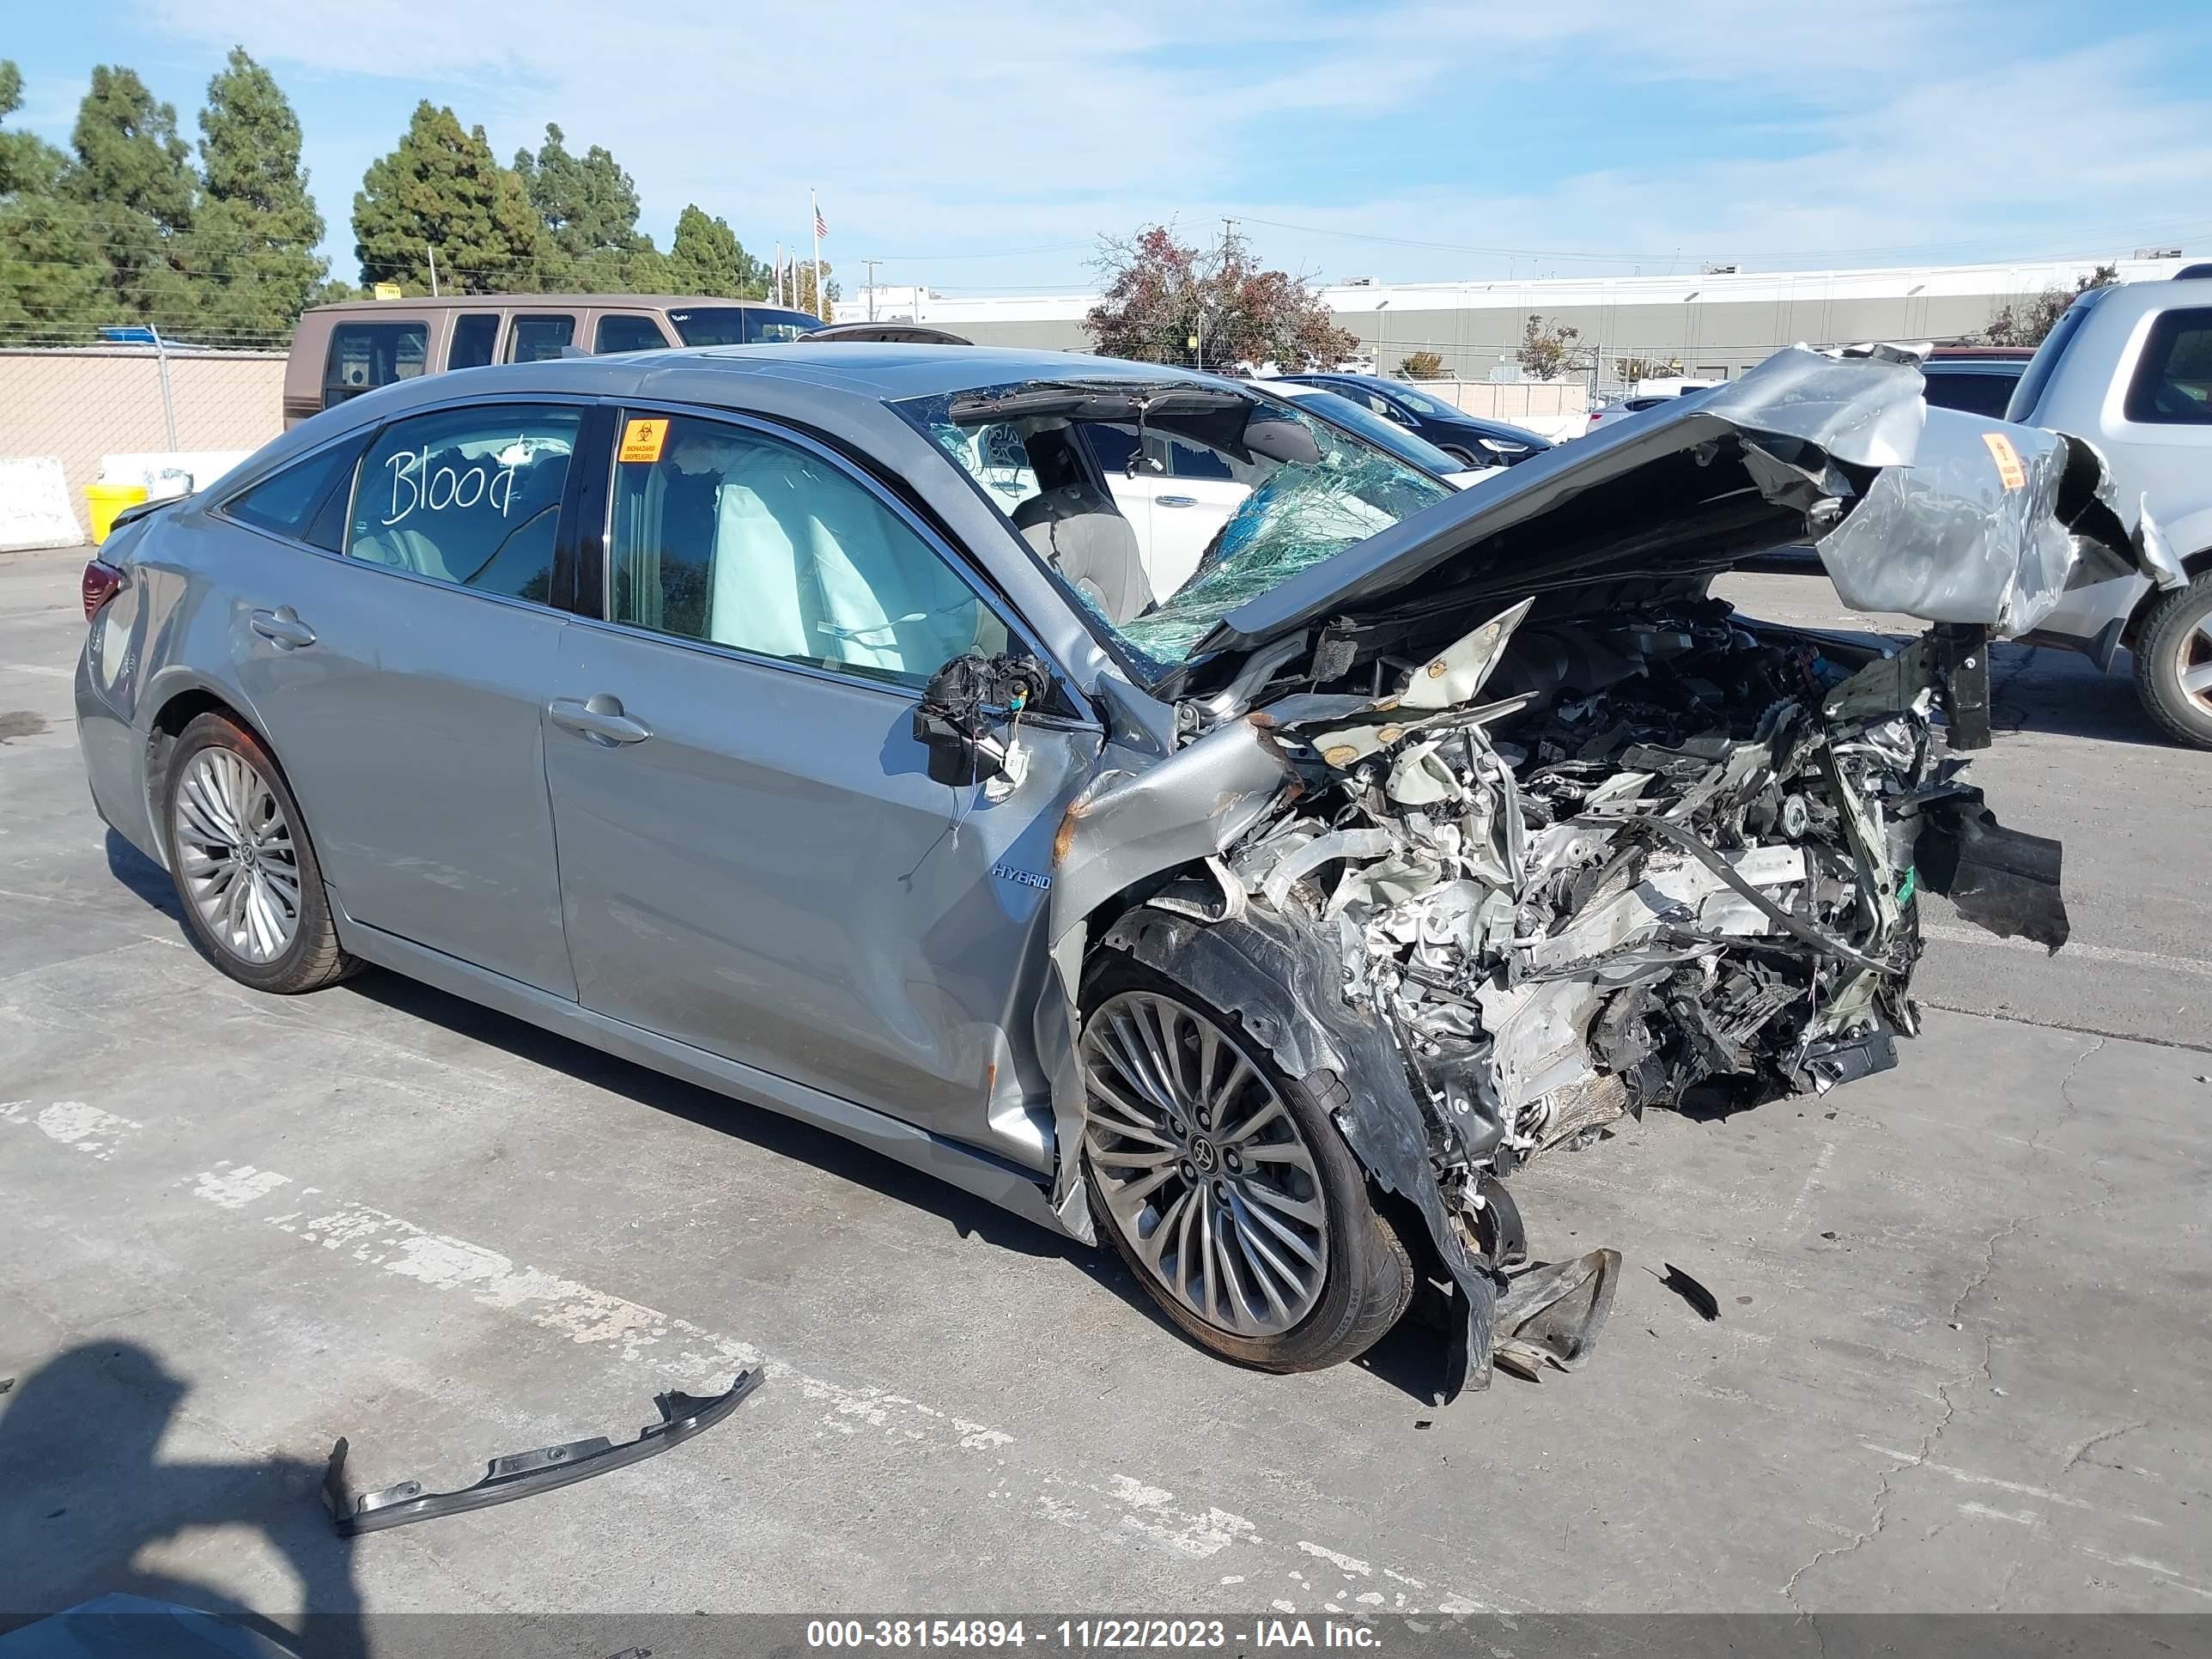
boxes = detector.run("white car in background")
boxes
[944,380,1487,605]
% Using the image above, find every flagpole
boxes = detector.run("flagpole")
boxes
[772,242,781,306]
[811,189,823,319]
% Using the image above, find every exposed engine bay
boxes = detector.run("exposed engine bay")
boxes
[1037,347,2180,1398]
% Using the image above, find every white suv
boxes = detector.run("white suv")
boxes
[2008,276,2212,744]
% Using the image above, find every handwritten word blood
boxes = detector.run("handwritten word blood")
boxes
[381,444,526,527]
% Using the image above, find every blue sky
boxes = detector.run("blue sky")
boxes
[8,0,2211,293]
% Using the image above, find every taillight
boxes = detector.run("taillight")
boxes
[82,558,127,623]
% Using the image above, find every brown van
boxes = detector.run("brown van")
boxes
[283,295,824,426]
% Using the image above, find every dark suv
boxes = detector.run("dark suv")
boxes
[1276,373,1552,467]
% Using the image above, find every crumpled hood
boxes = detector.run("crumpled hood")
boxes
[1189,346,2177,661]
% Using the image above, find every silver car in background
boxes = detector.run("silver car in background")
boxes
[2002,276,2212,744]
[74,343,2164,1396]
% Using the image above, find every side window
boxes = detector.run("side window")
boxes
[322,321,427,409]
[1082,424,1139,477]
[343,404,580,604]
[608,413,1008,689]
[595,313,672,355]
[1165,438,1234,481]
[2124,308,2212,425]
[448,313,501,369]
[505,314,577,363]
[221,435,369,551]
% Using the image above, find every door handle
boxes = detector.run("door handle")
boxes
[1156,495,1200,508]
[549,694,653,746]
[249,606,316,649]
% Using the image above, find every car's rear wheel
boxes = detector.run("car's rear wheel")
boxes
[1079,956,1412,1372]
[2132,571,2212,749]
[162,712,356,994]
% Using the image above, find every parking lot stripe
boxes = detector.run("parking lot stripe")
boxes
[1922,923,2212,981]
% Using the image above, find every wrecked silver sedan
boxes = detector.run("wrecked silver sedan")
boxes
[75,342,2172,1397]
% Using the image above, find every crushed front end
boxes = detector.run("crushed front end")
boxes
[1051,349,2174,1397]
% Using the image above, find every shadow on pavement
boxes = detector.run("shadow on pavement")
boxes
[0,1342,365,1659]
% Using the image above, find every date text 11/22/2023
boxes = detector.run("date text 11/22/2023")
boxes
[805,1620,1383,1650]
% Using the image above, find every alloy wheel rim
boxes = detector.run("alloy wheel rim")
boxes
[2179,615,2212,716]
[173,749,301,964]
[1081,990,1329,1337]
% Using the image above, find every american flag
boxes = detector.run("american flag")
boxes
[813,203,829,240]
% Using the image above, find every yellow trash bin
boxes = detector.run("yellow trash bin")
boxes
[85,482,149,546]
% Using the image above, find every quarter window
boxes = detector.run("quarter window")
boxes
[2124,307,2212,425]
[222,435,370,550]
[343,404,580,604]
[608,413,1007,688]
[322,321,427,409]
[448,313,501,369]
[505,314,578,363]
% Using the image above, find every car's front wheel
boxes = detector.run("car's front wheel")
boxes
[2132,571,2212,749]
[1079,957,1412,1372]
[162,712,356,994]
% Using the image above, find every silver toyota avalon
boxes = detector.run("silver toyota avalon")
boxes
[74,342,2172,1396]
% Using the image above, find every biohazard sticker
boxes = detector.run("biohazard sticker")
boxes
[1981,431,2027,491]
[619,418,669,463]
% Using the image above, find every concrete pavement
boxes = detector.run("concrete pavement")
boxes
[3,546,2207,1636]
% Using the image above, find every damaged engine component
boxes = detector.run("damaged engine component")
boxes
[321,1370,761,1535]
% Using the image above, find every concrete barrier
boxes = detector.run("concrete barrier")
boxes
[0,457,83,551]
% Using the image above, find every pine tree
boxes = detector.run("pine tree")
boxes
[191,47,334,341]
[666,204,769,300]
[354,102,541,295]
[0,62,106,339]
[67,64,201,331]
[514,123,653,289]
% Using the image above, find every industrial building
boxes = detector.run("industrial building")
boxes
[851,252,2197,387]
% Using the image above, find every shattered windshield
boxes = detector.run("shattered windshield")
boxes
[897,379,1454,670]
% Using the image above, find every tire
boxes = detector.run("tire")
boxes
[1079,953,1413,1373]
[2133,572,2212,749]
[161,712,357,994]
[1439,445,1480,469]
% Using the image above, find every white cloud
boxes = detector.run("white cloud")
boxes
[137,0,2212,287]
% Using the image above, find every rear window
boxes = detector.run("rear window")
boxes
[2124,307,2212,425]
[322,321,427,407]
[666,307,822,346]
[2004,285,2112,422]
[1923,368,2021,419]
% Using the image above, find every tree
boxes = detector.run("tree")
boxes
[665,204,769,300]
[1084,222,1355,372]
[1984,264,2118,348]
[514,123,649,273]
[1399,349,1443,380]
[1516,313,1587,381]
[191,47,333,340]
[0,62,106,338]
[65,65,202,331]
[353,102,541,294]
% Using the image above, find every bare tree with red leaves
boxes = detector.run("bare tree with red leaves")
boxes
[1084,222,1357,373]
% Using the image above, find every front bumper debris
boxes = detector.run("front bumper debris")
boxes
[322,1370,761,1536]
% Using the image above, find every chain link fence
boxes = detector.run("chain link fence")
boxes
[0,346,287,541]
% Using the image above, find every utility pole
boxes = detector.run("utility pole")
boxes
[427,244,440,297]
[863,258,881,321]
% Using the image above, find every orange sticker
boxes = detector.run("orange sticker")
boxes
[1981,430,2027,491]
[619,417,669,463]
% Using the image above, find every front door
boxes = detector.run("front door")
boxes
[227,399,586,994]
[542,409,1097,1156]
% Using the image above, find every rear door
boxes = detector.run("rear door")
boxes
[504,310,583,363]
[319,315,430,412]
[222,398,595,994]
[541,404,1097,1160]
